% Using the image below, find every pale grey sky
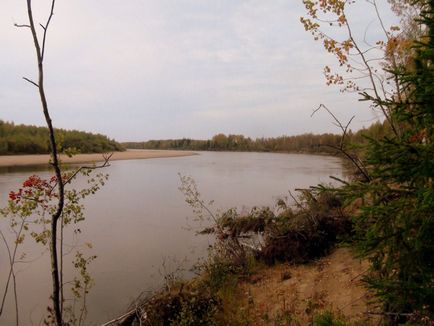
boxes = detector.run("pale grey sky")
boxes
[0,1,397,141]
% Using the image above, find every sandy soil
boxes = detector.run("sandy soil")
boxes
[238,248,381,325]
[0,150,197,167]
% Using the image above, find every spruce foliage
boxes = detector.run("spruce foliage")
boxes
[348,0,434,319]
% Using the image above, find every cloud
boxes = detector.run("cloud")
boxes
[0,0,394,141]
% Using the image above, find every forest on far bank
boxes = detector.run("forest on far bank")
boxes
[0,120,125,154]
[1,118,391,156]
[123,120,391,154]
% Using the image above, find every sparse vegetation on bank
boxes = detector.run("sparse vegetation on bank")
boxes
[109,183,370,326]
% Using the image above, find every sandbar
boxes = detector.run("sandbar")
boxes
[0,150,197,167]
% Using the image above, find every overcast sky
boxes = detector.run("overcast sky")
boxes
[0,1,397,141]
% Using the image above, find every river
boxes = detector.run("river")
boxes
[0,151,344,325]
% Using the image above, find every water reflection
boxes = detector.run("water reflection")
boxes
[0,164,51,174]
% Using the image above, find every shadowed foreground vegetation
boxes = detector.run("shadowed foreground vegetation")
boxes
[114,186,374,325]
[0,120,125,154]
[105,171,376,325]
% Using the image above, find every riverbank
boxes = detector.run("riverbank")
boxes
[0,150,197,167]
[235,247,377,325]
[111,248,378,326]
[108,186,378,325]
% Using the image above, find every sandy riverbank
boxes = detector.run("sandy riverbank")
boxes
[0,150,197,167]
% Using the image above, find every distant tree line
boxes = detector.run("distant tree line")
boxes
[0,120,124,154]
[123,121,391,155]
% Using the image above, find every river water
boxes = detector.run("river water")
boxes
[0,151,344,325]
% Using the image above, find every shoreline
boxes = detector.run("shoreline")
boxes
[0,150,197,167]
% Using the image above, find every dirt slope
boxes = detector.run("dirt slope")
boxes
[238,247,380,325]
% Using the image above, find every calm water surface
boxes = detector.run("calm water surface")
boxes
[0,151,344,325]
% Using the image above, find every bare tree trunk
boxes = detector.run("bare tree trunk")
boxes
[25,1,63,324]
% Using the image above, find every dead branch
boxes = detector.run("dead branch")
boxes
[311,104,354,149]
[312,104,371,182]
[288,189,302,208]
[100,309,137,326]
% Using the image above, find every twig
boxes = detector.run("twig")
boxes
[12,272,18,326]
[324,144,371,181]
[344,20,398,136]
[14,23,30,28]
[41,0,56,61]
[0,222,25,326]
[311,104,371,182]
[47,153,113,196]
[340,293,367,310]
[311,104,354,148]
[0,230,13,316]
[288,189,302,208]
[62,153,113,186]
[100,309,136,326]
[291,188,319,225]
[350,267,370,282]
[78,282,88,326]
[22,77,39,88]
[365,311,414,317]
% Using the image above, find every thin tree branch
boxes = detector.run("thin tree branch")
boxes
[0,230,13,316]
[22,77,39,88]
[41,0,56,61]
[312,104,371,181]
[288,189,303,209]
[365,311,414,317]
[14,23,31,28]
[12,272,18,326]
[372,0,390,40]
[344,16,398,136]
[62,153,113,187]
[0,221,25,326]
[101,309,137,326]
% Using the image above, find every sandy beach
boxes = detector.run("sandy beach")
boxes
[0,150,197,167]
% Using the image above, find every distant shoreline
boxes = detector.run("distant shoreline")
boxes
[0,150,197,167]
